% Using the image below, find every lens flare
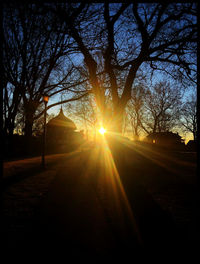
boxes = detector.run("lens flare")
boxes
[99,127,106,135]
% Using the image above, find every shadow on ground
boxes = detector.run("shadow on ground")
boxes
[2,138,198,262]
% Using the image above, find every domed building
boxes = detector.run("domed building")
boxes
[46,108,83,153]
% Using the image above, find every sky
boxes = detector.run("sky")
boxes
[38,3,197,144]
[46,56,196,144]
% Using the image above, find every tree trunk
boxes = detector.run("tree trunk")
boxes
[24,109,35,154]
[193,130,196,141]
[24,118,34,139]
[24,99,39,140]
[8,122,15,137]
[133,128,139,141]
[153,117,158,133]
[3,120,14,139]
[112,106,124,133]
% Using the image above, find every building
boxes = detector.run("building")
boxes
[145,131,185,150]
[186,140,197,151]
[46,108,83,153]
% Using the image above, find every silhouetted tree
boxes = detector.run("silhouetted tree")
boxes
[65,94,97,140]
[48,3,197,133]
[3,2,197,144]
[180,93,197,140]
[3,3,89,144]
[140,80,182,134]
[125,84,147,140]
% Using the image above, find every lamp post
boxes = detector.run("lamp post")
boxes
[41,94,49,168]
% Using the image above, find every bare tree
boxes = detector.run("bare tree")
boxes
[125,85,147,140]
[3,2,197,143]
[180,93,197,140]
[48,3,197,133]
[3,82,22,137]
[65,94,97,140]
[3,3,88,142]
[141,80,182,134]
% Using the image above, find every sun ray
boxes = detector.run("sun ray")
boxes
[106,133,195,178]
[98,135,143,244]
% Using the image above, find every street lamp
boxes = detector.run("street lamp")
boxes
[41,94,49,168]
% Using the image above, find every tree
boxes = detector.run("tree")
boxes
[65,94,98,140]
[32,110,55,137]
[49,3,197,133]
[180,93,197,140]
[125,84,147,140]
[140,80,182,134]
[3,82,22,137]
[3,3,89,142]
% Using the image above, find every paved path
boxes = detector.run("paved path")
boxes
[2,151,82,181]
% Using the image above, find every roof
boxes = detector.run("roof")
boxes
[146,131,184,145]
[47,108,76,130]
[146,131,182,140]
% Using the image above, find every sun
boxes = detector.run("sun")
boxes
[99,127,106,135]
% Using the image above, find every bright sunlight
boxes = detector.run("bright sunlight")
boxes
[99,127,106,135]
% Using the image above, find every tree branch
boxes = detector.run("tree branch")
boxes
[34,92,90,120]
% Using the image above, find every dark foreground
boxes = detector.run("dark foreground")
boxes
[1,140,198,262]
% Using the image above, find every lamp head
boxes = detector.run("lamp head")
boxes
[43,94,49,103]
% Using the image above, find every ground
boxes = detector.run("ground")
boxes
[1,142,198,260]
